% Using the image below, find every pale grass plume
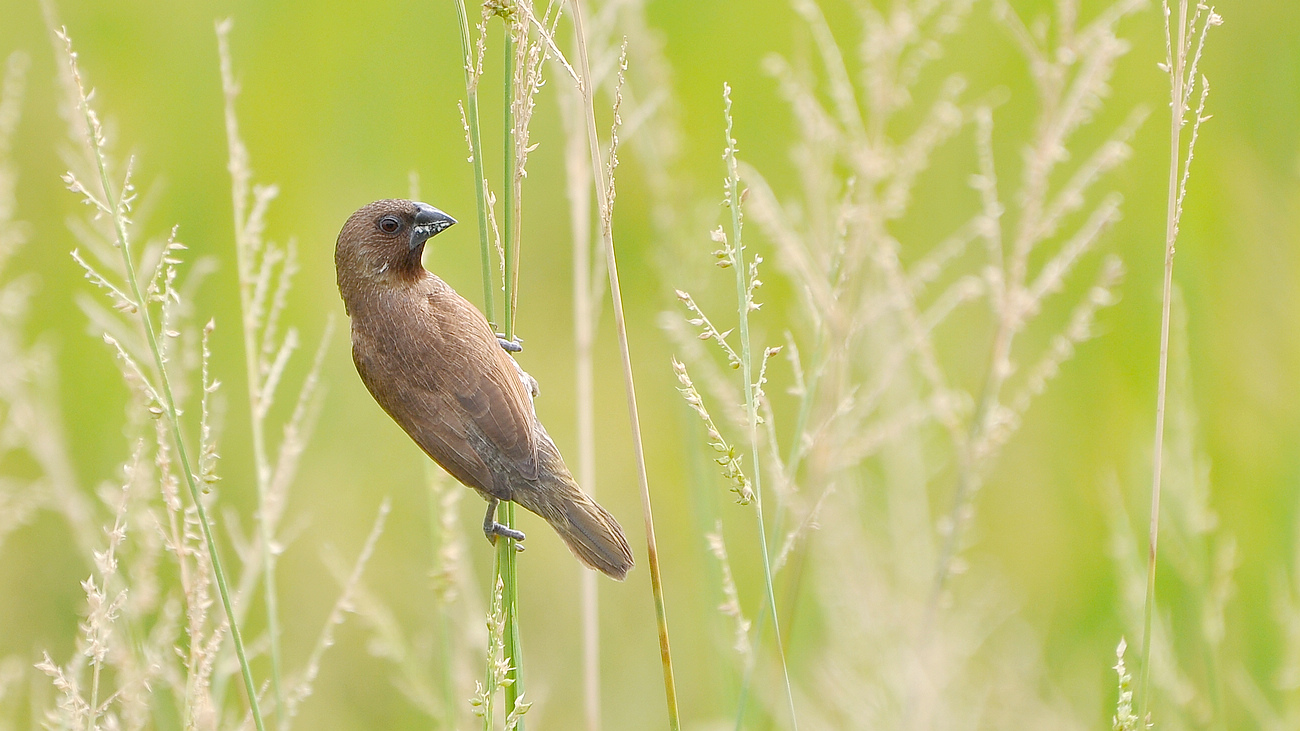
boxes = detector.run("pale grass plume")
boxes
[666,0,1140,726]
[37,458,136,730]
[1111,292,1232,727]
[705,522,753,663]
[499,0,567,186]
[0,49,94,565]
[218,22,337,726]
[1113,638,1140,731]
[470,577,530,730]
[337,471,486,727]
[672,357,753,504]
[1137,0,1221,722]
[670,81,798,729]
[16,21,372,731]
[771,484,831,575]
[285,499,392,722]
[43,21,261,729]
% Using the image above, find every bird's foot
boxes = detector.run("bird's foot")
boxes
[482,498,525,550]
[496,333,523,353]
[485,522,526,551]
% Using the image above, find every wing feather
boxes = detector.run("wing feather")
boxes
[349,281,539,497]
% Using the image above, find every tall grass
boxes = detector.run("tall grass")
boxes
[457,1,571,728]
[53,23,268,729]
[669,0,1143,726]
[0,0,1259,729]
[569,0,681,726]
[1138,0,1221,724]
[5,18,386,730]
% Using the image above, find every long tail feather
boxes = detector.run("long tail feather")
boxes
[513,471,634,580]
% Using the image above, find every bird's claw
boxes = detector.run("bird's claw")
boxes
[496,334,523,353]
[482,498,524,551]
[485,522,526,551]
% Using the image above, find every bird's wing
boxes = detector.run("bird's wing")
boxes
[350,283,540,495]
[428,296,540,483]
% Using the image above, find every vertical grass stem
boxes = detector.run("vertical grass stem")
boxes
[567,1,680,727]
[499,12,525,729]
[216,23,285,724]
[1138,0,1188,722]
[455,0,497,326]
[56,28,267,731]
[722,84,798,731]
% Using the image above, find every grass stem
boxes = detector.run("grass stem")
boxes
[1139,0,1190,722]
[216,22,285,725]
[722,84,798,731]
[567,1,680,727]
[455,0,497,328]
[56,28,266,731]
[563,71,603,731]
[499,11,525,729]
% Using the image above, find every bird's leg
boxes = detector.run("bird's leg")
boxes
[496,333,523,353]
[482,497,526,548]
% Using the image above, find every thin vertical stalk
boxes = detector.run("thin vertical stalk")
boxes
[502,21,523,332]
[563,82,602,731]
[568,1,680,728]
[455,0,497,326]
[577,251,601,728]
[430,478,457,731]
[86,654,100,731]
[722,85,798,731]
[56,30,266,731]
[734,333,824,730]
[498,14,525,729]
[1139,0,1188,722]
[577,215,601,730]
[483,549,501,731]
[216,24,285,725]
[459,5,524,725]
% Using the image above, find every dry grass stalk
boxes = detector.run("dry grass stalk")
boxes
[1110,291,1232,728]
[706,521,754,664]
[338,469,487,727]
[5,19,382,730]
[1137,0,1221,722]
[554,3,678,725]
[217,21,337,726]
[568,1,683,728]
[46,18,268,727]
[666,0,1141,726]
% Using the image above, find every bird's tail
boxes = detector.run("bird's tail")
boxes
[513,468,635,581]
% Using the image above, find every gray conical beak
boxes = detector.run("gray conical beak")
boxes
[411,202,456,249]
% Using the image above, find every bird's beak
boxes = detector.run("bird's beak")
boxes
[411,202,457,250]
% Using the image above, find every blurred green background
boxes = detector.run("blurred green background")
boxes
[0,0,1296,728]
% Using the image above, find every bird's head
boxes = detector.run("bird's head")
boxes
[335,199,456,287]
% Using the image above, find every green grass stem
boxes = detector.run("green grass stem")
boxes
[734,330,824,729]
[216,22,285,725]
[56,28,266,731]
[568,1,679,728]
[499,11,525,728]
[722,84,798,731]
[455,0,497,327]
[1139,0,1189,722]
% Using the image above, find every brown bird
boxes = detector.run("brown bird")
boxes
[335,199,634,580]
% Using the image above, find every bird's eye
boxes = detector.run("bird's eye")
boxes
[378,216,401,234]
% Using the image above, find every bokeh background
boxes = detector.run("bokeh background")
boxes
[0,0,1295,728]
